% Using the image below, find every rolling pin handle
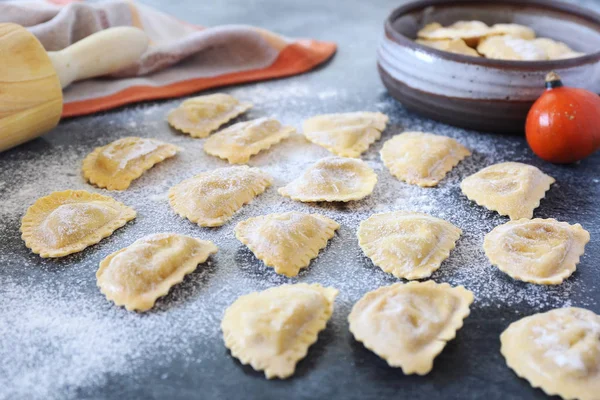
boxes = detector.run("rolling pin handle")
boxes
[47,27,149,89]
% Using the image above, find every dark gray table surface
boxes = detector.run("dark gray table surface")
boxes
[1,0,599,399]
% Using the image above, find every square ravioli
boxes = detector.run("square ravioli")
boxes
[380,132,470,187]
[203,117,295,164]
[349,281,473,375]
[169,166,272,227]
[167,93,252,138]
[302,112,389,158]
[235,212,339,277]
[82,136,180,190]
[358,211,462,280]
[501,307,600,400]
[221,283,338,379]
[278,156,377,202]
[20,190,136,258]
[460,162,555,220]
[96,233,218,312]
[484,218,590,285]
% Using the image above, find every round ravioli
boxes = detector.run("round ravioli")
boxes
[169,166,272,227]
[221,283,338,379]
[303,111,388,158]
[461,162,555,220]
[358,211,462,280]
[21,190,136,258]
[418,20,490,47]
[349,281,473,375]
[487,23,536,40]
[477,35,547,61]
[204,117,295,164]
[278,156,377,202]
[484,218,590,285]
[167,93,252,138]
[234,212,339,277]
[380,131,470,187]
[82,137,180,190]
[501,307,600,400]
[97,233,218,312]
[416,38,480,57]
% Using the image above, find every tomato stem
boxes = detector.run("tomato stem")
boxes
[545,71,563,89]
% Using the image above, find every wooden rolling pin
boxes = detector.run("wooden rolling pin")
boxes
[0,23,149,152]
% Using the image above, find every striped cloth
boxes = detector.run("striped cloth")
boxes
[0,0,336,117]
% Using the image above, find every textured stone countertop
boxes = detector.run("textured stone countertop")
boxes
[0,0,599,399]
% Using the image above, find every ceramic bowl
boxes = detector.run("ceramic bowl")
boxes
[378,0,600,134]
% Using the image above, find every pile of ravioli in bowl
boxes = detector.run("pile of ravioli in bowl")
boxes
[19,92,598,399]
[415,20,584,60]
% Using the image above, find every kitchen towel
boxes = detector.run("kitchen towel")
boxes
[0,0,336,117]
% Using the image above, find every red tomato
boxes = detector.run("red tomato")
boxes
[525,72,600,164]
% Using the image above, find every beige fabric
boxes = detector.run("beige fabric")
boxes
[0,1,284,103]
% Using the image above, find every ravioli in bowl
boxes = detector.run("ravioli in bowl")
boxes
[377,0,600,133]
[415,20,584,60]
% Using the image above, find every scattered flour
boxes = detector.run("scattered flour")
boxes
[0,79,596,399]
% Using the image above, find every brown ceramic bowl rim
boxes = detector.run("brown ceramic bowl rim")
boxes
[385,0,600,69]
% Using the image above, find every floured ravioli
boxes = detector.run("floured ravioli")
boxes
[501,307,600,400]
[358,211,462,280]
[169,166,272,227]
[204,117,295,164]
[415,21,585,61]
[167,93,252,138]
[417,21,490,46]
[477,35,547,61]
[278,156,377,202]
[533,38,584,60]
[381,132,470,187]
[21,190,136,258]
[349,281,473,375]
[96,233,218,312]
[303,112,389,157]
[416,38,480,57]
[461,162,554,220]
[82,137,180,190]
[222,283,338,379]
[484,218,590,285]
[487,23,536,40]
[235,212,339,277]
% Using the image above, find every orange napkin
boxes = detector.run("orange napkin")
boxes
[0,0,336,117]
